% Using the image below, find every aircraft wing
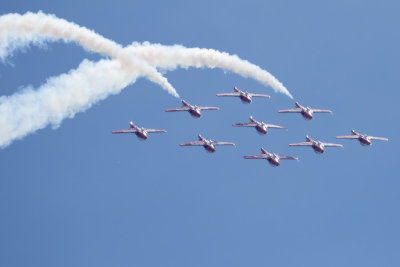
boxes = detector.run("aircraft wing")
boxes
[322,142,343,147]
[180,141,205,146]
[111,129,137,134]
[165,107,190,112]
[336,135,359,139]
[312,109,332,113]
[244,154,267,159]
[198,106,220,110]
[369,136,389,141]
[248,93,271,98]
[213,141,236,146]
[266,124,285,129]
[289,142,313,146]
[278,108,302,113]
[216,93,241,97]
[232,122,257,127]
[279,156,299,160]
[145,129,167,133]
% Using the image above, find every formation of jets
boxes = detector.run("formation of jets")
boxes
[112,86,388,167]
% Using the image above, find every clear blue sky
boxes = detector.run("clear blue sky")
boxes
[1,1,399,266]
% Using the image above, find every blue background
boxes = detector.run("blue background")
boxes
[0,1,399,266]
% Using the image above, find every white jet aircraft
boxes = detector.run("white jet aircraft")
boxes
[216,87,270,103]
[289,135,343,153]
[244,148,298,167]
[336,130,388,146]
[180,134,235,153]
[165,100,219,118]
[232,116,285,135]
[112,122,166,140]
[278,102,332,120]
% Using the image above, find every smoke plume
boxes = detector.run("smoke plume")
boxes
[127,43,292,98]
[0,59,135,147]
[0,11,178,97]
[0,11,292,148]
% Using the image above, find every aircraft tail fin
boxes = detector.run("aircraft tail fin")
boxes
[129,121,136,129]
[234,87,240,92]
[182,100,190,106]
[351,129,359,135]
[306,135,313,142]
[250,115,256,122]
[198,134,205,141]
[261,148,269,154]
[295,102,303,108]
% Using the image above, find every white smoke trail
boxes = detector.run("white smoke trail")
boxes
[127,42,293,98]
[0,58,135,147]
[0,11,292,148]
[0,11,179,97]
[0,12,291,98]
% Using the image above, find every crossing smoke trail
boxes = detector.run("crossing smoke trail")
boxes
[0,11,292,148]
[0,12,291,97]
[0,12,178,97]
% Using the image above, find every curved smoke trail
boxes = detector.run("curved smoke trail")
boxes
[127,43,292,98]
[0,12,290,97]
[0,59,136,147]
[0,11,292,148]
[0,11,178,97]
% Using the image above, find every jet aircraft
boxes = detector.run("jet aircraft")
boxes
[111,122,166,140]
[180,134,235,153]
[232,116,285,134]
[244,148,298,167]
[165,100,219,118]
[216,87,270,103]
[336,130,389,146]
[278,102,332,120]
[289,135,343,153]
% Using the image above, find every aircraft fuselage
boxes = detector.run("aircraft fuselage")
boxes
[255,125,268,134]
[135,129,148,140]
[359,136,372,146]
[267,158,280,166]
[301,109,314,120]
[312,143,325,153]
[204,144,216,153]
[189,107,202,118]
[239,94,252,103]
